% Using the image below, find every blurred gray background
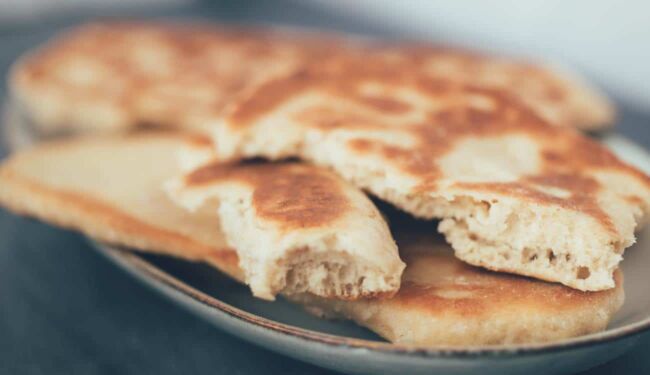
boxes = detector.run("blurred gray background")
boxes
[0,1,648,374]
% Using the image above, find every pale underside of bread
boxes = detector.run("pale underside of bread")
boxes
[210,62,650,291]
[165,161,404,300]
[0,133,624,346]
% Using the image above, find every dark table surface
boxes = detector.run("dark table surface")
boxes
[1,2,650,374]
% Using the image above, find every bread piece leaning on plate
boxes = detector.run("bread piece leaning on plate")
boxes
[0,133,403,301]
[0,133,624,346]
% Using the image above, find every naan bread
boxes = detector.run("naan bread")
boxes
[0,133,403,300]
[210,59,650,291]
[166,160,403,300]
[0,133,623,346]
[9,21,343,134]
[0,132,233,266]
[367,45,614,130]
[10,21,613,136]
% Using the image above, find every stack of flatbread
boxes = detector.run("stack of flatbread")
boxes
[1,21,648,347]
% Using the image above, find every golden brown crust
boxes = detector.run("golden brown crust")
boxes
[186,162,351,229]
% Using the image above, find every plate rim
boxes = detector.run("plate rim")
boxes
[95,241,650,359]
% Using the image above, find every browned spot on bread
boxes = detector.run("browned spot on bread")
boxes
[355,95,412,113]
[293,107,380,130]
[625,195,644,206]
[228,69,318,127]
[205,250,242,277]
[394,247,621,315]
[187,162,350,229]
[186,134,214,147]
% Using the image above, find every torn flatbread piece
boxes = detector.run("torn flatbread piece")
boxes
[166,160,403,300]
[210,59,650,291]
[0,133,624,345]
[0,132,402,300]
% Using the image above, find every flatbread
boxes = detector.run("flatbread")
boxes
[0,132,402,300]
[9,21,344,134]
[209,58,650,291]
[291,226,624,346]
[166,160,403,300]
[10,21,613,136]
[366,44,614,130]
[0,133,623,346]
[0,132,234,267]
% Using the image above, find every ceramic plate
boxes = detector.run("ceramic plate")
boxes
[4,107,650,375]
